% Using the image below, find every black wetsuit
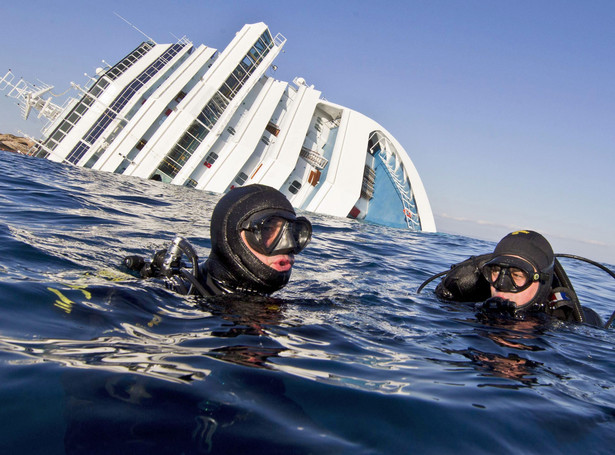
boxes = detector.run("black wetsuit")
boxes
[163,261,225,297]
[544,297,603,326]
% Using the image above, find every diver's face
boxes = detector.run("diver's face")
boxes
[240,231,295,272]
[485,254,542,307]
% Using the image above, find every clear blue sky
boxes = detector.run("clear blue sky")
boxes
[2,0,613,263]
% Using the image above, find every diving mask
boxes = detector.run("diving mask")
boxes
[241,209,312,256]
[481,256,543,293]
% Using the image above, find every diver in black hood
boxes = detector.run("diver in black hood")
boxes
[418,230,608,326]
[124,184,312,296]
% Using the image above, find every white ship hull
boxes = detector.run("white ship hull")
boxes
[4,23,436,232]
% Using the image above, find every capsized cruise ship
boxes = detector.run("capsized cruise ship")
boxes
[1,22,436,231]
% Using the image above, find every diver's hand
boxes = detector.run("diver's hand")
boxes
[476,296,517,317]
[435,253,494,302]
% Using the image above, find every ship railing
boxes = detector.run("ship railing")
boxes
[327,117,341,129]
[378,150,420,230]
[274,33,287,48]
[300,147,329,170]
[361,165,376,200]
[41,96,79,137]
[0,70,14,91]
[177,36,192,47]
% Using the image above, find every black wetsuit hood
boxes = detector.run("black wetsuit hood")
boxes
[204,184,296,295]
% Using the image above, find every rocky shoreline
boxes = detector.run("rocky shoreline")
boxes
[0,134,35,155]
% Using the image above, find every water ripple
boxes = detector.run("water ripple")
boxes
[1,150,615,454]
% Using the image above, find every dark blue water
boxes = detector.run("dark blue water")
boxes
[1,150,614,454]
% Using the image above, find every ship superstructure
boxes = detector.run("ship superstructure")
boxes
[1,22,436,231]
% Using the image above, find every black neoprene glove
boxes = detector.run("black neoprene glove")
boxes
[475,296,517,317]
[434,253,494,302]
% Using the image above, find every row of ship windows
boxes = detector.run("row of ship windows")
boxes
[66,43,187,164]
[157,147,220,182]
[33,42,151,159]
[105,41,155,81]
[44,88,101,152]
[152,31,274,181]
[46,31,269,175]
[42,42,174,158]
[211,116,286,189]
[159,111,276,183]
[39,28,266,162]
[45,41,157,154]
[227,174,301,194]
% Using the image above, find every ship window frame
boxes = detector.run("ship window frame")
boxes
[196,111,215,130]
[235,172,248,185]
[232,66,247,84]
[135,139,147,150]
[66,112,81,125]
[174,91,186,103]
[177,134,198,152]
[157,158,181,179]
[187,121,209,142]
[205,151,219,165]
[74,103,88,115]
[289,180,302,195]
[225,72,240,89]
[248,46,261,63]
[166,145,191,167]
[82,96,95,108]
[58,122,73,134]
[50,130,64,143]
[253,38,266,55]
[240,55,255,72]
[199,105,219,126]
[260,30,273,46]
[219,83,233,98]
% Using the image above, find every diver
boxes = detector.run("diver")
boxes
[418,230,613,327]
[123,184,312,296]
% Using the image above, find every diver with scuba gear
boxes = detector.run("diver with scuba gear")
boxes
[123,184,312,297]
[419,230,609,327]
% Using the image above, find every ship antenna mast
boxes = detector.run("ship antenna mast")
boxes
[0,70,65,121]
[113,12,157,44]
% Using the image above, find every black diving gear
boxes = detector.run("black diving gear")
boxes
[241,209,312,256]
[417,230,612,327]
[124,236,211,296]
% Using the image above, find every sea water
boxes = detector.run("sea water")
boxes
[1,150,614,454]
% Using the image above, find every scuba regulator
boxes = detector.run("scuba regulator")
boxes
[124,236,210,296]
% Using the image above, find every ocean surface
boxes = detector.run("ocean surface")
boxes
[1,149,614,454]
